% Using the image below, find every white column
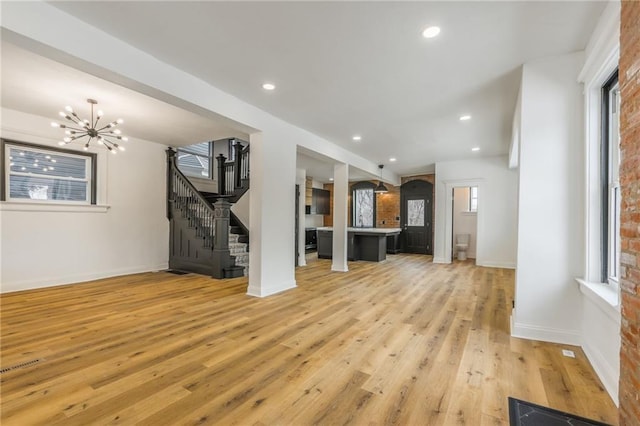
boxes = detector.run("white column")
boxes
[247,132,297,297]
[332,163,349,272]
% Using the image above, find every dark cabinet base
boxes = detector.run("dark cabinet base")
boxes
[386,233,401,254]
[317,230,398,262]
[317,230,335,259]
[358,235,386,261]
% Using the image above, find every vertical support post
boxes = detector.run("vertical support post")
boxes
[217,154,227,195]
[166,148,176,220]
[332,163,349,272]
[212,198,232,279]
[234,141,243,189]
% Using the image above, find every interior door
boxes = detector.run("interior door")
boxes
[400,180,433,254]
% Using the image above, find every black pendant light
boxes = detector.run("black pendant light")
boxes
[374,164,388,193]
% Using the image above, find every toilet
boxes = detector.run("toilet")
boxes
[455,234,470,260]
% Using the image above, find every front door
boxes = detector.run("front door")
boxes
[400,180,433,254]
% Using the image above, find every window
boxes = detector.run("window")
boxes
[2,139,96,204]
[469,186,478,212]
[177,141,212,178]
[351,181,376,228]
[602,71,620,284]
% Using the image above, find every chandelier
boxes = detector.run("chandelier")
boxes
[51,99,128,153]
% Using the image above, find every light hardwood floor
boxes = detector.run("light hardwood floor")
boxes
[1,254,617,425]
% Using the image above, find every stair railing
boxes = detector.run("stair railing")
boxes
[167,149,216,247]
[167,149,233,278]
[217,141,250,198]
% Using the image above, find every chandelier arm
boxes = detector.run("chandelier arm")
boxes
[60,125,86,132]
[70,112,84,123]
[65,115,85,127]
[100,136,119,147]
[93,115,102,129]
[98,131,124,140]
[95,123,117,132]
[65,118,83,128]
[100,139,116,152]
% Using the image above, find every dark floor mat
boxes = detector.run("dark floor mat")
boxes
[508,397,611,426]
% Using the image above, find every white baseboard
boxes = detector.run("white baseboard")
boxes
[0,262,169,293]
[510,314,582,346]
[478,260,516,269]
[582,339,619,406]
[247,279,297,298]
[433,256,447,264]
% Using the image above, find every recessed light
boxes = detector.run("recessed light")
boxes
[459,115,472,121]
[422,26,441,39]
[329,178,334,181]
[262,83,276,90]
[389,157,397,162]
[472,147,480,152]
[352,135,362,141]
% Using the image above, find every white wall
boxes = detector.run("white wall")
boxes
[1,108,169,292]
[434,155,518,268]
[453,187,477,259]
[189,177,218,194]
[230,189,250,230]
[305,215,324,228]
[511,52,585,345]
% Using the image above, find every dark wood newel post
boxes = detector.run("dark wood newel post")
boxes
[216,154,227,195]
[211,199,232,279]
[234,142,243,189]
[166,148,176,220]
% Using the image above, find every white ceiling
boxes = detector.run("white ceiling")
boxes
[0,41,248,147]
[3,1,605,179]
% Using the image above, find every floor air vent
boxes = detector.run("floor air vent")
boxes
[0,358,43,374]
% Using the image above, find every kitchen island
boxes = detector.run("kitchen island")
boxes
[316,227,402,262]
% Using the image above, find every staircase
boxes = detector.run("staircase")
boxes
[230,232,249,276]
[166,143,250,278]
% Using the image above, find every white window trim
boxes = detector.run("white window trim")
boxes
[5,142,95,204]
[0,201,109,213]
[576,278,620,320]
[4,141,95,204]
[576,1,620,308]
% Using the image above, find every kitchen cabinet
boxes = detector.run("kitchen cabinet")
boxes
[316,227,401,262]
[311,188,330,215]
[305,228,318,251]
[305,177,313,207]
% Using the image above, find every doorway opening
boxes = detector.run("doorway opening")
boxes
[451,186,478,262]
[443,179,483,264]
